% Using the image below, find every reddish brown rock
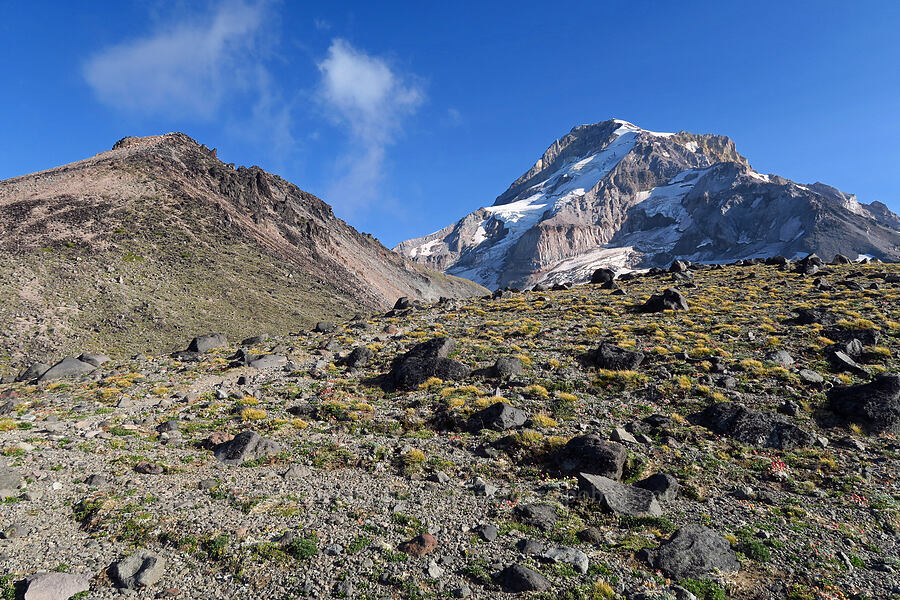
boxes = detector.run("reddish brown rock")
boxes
[398,533,438,558]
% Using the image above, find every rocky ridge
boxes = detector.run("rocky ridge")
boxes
[0,134,486,369]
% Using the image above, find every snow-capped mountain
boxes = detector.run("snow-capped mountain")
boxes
[395,119,900,289]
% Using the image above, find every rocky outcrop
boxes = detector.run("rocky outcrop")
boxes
[397,119,900,289]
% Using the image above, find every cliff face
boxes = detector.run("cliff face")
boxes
[0,133,487,366]
[397,120,900,289]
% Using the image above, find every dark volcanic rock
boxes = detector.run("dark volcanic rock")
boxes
[394,297,413,310]
[514,503,559,531]
[388,337,471,390]
[498,564,551,593]
[823,327,880,347]
[829,373,900,434]
[652,525,740,579]
[577,473,662,516]
[591,267,615,285]
[343,346,374,368]
[639,288,689,312]
[469,402,527,431]
[634,473,680,502]
[592,342,644,370]
[793,307,838,326]
[16,362,51,382]
[77,352,110,367]
[37,357,97,381]
[693,402,814,449]
[398,533,438,557]
[213,431,281,465]
[557,435,627,480]
[187,333,227,353]
[313,322,335,333]
[491,355,523,378]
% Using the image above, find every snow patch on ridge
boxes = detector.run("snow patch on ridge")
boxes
[445,126,643,288]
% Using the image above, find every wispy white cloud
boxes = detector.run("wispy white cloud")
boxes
[83,1,268,119]
[317,39,424,215]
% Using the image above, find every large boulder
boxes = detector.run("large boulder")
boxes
[652,525,740,579]
[498,564,551,593]
[388,338,470,390]
[343,346,374,368]
[16,362,50,382]
[469,402,527,431]
[514,503,559,531]
[638,288,689,312]
[577,473,662,516]
[187,333,227,353]
[792,307,838,326]
[829,373,900,434]
[77,353,111,367]
[795,254,823,275]
[693,402,815,450]
[592,342,644,370]
[24,572,91,600]
[669,259,689,273]
[557,435,627,480]
[37,358,97,382]
[213,431,281,465]
[591,267,615,285]
[634,473,680,502]
[111,550,166,589]
[491,355,523,378]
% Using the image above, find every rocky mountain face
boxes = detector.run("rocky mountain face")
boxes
[0,133,486,368]
[396,119,900,289]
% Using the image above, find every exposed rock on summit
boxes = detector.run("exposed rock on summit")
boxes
[397,119,900,289]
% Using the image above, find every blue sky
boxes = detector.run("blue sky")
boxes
[2,1,899,247]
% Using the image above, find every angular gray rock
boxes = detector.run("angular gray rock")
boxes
[543,546,589,574]
[639,288,689,313]
[765,350,794,366]
[634,472,680,502]
[652,524,740,579]
[592,342,644,370]
[694,402,814,450]
[24,571,91,600]
[37,357,97,381]
[492,355,523,377]
[214,430,281,465]
[498,564,551,593]
[16,362,51,382]
[577,473,662,516]
[388,337,470,390]
[77,352,110,367]
[469,402,527,431]
[829,373,900,434]
[343,346,374,368]
[514,503,559,531]
[557,435,627,480]
[247,354,288,370]
[187,333,227,353]
[111,550,166,588]
[313,321,335,333]
[799,369,825,385]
